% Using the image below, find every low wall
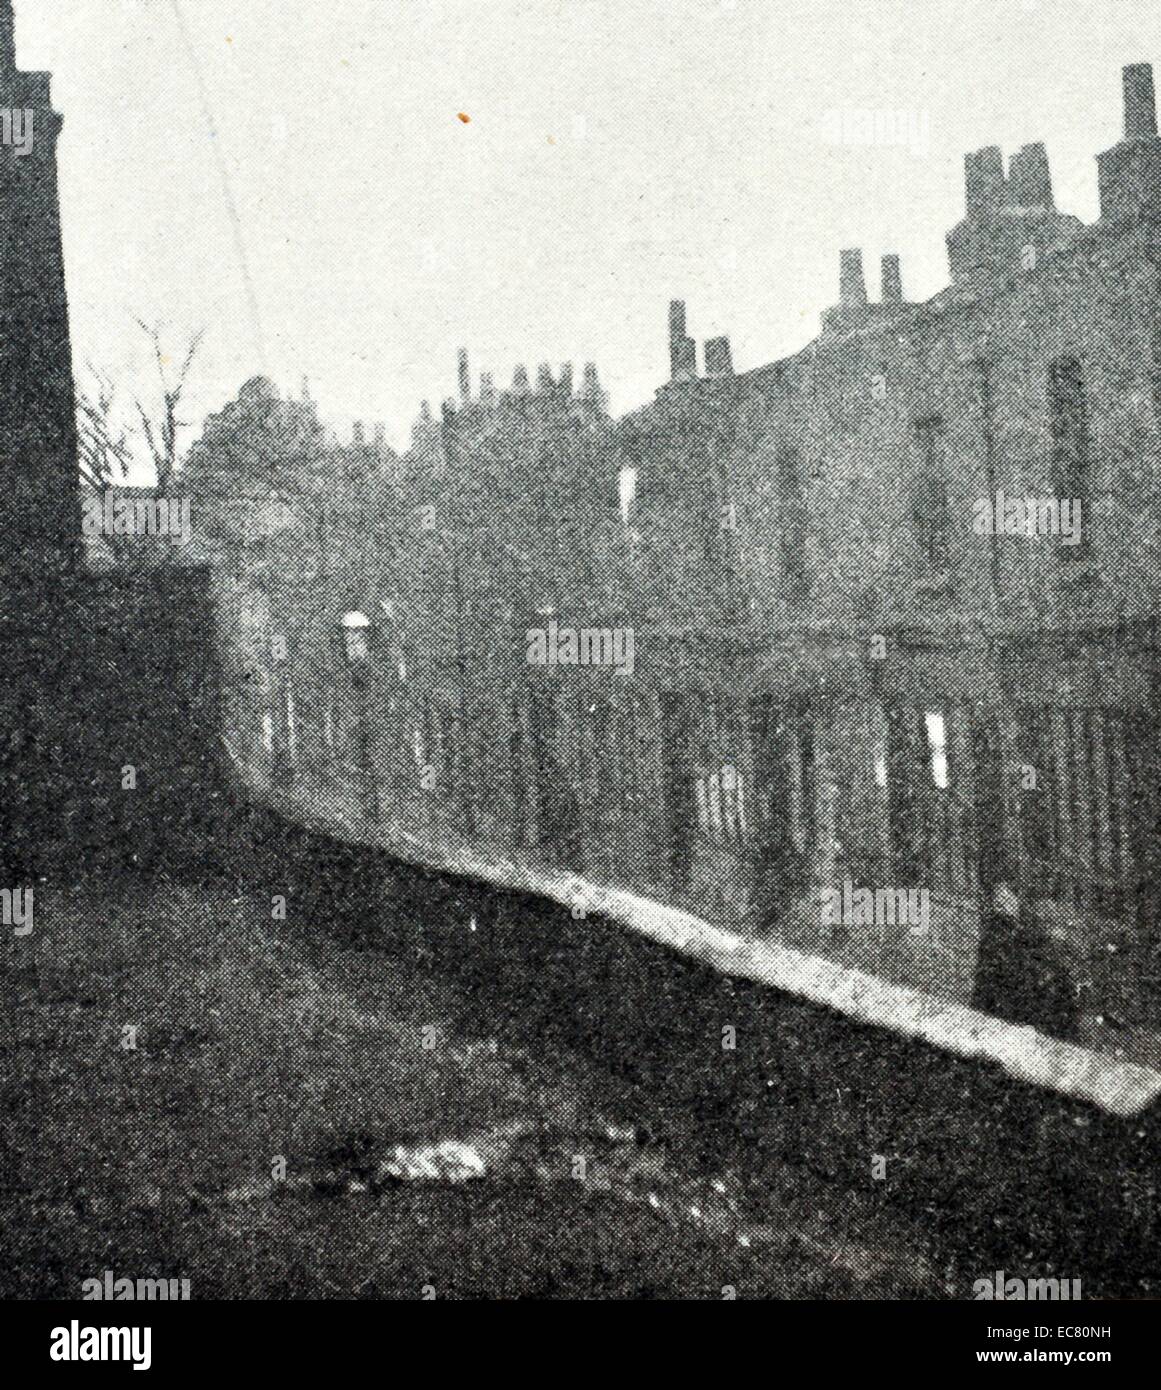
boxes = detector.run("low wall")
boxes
[0,565,230,880]
[229,784,1161,1294]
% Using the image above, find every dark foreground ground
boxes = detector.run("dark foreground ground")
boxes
[0,857,968,1300]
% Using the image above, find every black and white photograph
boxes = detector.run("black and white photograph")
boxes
[1,0,1159,1359]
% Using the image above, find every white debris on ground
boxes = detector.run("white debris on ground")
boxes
[378,1140,487,1184]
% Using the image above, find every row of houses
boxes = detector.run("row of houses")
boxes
[203,63,1161,1047]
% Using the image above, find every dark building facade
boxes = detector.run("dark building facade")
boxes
[0,0,79,572]
[1,0,82,881]
[0,4,224,883]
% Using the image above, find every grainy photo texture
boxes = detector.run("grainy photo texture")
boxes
[2,0,1160,1326]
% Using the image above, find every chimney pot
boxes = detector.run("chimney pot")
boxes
[880,254,903,304]
[839,249,868,307]
[668,300,697,380]
[704,335,734,376]
[1124,63,1158,139]
[965,145,1006,215]
[1008,142,1054,208]
[0,1,15,74]
[672,337,697,380]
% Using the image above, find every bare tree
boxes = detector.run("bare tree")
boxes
[132,319,205,493]
[75,318,204,566]
[76,366,139,564]
[77,366,133,494]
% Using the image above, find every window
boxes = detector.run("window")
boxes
[1048,355,1091,557]
[695,764,746,846]
[618,466,637,524]
[724,764,746,841]
[924,709,950,789]
[913,417,950,575]
[695,778,709,830]
[790,716,816,854]
[777,445,808,604]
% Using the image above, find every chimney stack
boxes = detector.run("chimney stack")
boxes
[1007,142,1054,208]
[513,364,529,393]
[704,335,733,377]
[457,348,471,401]
[668,299,697,380]
[880,254,903,304]
[580,361,608,415]
[1097,62,1161,222]
[480,371,496,407]
[965,146,1006,215]
[1124,62,1158,139]
[0,1,15,75]
[839,249,868,307]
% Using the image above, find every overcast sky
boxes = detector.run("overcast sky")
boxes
[18,0,1159,467]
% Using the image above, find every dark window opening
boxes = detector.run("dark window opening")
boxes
[776,445,809,605]
[913,416,950,576]
[1048,354,1091,558]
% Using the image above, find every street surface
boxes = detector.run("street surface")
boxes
[2,875,952,1299]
